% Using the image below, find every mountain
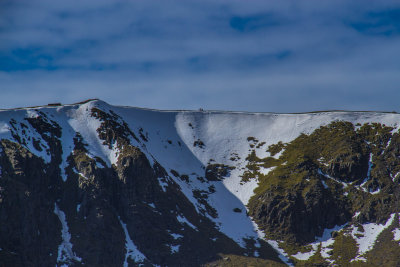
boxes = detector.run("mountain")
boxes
[0,99,399,266]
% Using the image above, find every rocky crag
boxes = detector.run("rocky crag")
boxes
[0,100,399,266]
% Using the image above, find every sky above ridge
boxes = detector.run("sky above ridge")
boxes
[0,0,400,112]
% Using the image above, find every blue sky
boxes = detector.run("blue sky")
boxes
[1,0,400,112]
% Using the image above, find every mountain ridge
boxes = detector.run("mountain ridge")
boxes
[6,98,398,115]
[0,99,399,266]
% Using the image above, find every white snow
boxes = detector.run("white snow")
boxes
[292,250,316,261]
[391,172,400,182]
[95,161,104,168]
[351,213,396,260]
[392,228,400,241]
[367,153,373,180]
[353,212,361,219]
[118,216,146,266]
[177,215,197,230]
[55,110,76,182]
[26,110,40,118]
[169,244,180,253]
[359,153,375,194]
[392,213,400,243]
[54,203,82,264]
[67,102,117,167]
[258,166,274,176]
[72,167,90,180]
[0,122,9,134]
[370,188,381,195]
[352,256,367,262]
[90,102,400,258]
[313,224,346,260]
[158,177,169,192]
[170,233,183,239]
[267,240,293,266]
[2,101,400,264]
[291,224,346,262]
[317,157,329,167]
[317,169,348,188]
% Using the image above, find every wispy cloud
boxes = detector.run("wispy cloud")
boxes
[0,0,399,111]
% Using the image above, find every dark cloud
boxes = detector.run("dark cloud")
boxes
[349,9,400,36]
[0,0,399,112]
[229,13,282,32]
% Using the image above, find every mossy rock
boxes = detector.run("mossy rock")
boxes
[247,121,400,245]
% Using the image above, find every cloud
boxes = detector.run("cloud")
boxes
[348,8,400,36]
[229,13,283,32]
[0,0,400,112]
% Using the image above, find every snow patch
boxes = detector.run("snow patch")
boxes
[258,166,273,176]
[359,153,374,193]
[292,249,316,261]
[0,122,10,134]
[267,240,293,266]
[26,110,40,118]
[158,177,169,192]
[170,233,183,239]
[169,244,180,253]
[54,203,82,265]
[72,167,89,180]
[351,213,396,260]
[391,172,400,182]
[317,157,329,167]
[291,224,346,262]
[370,188,381,195]
[67,102,116,167]
[118,216,146,266]
[177,215,197,230]
[392,228,400,242]
[313,224,345,260]
[318,169,348,188]
[95,161,104,168]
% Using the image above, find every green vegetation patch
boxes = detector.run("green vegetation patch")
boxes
[330,232,359,265]
[206,164,235,181]
[246,121,400,249]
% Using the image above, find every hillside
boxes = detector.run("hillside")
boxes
[0,99,399,266]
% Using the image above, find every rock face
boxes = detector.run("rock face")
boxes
[0,101,282,267]
[0,100,400,266]
[246,121,400,264]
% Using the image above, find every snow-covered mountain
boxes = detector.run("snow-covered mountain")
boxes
[0,99,399,266]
